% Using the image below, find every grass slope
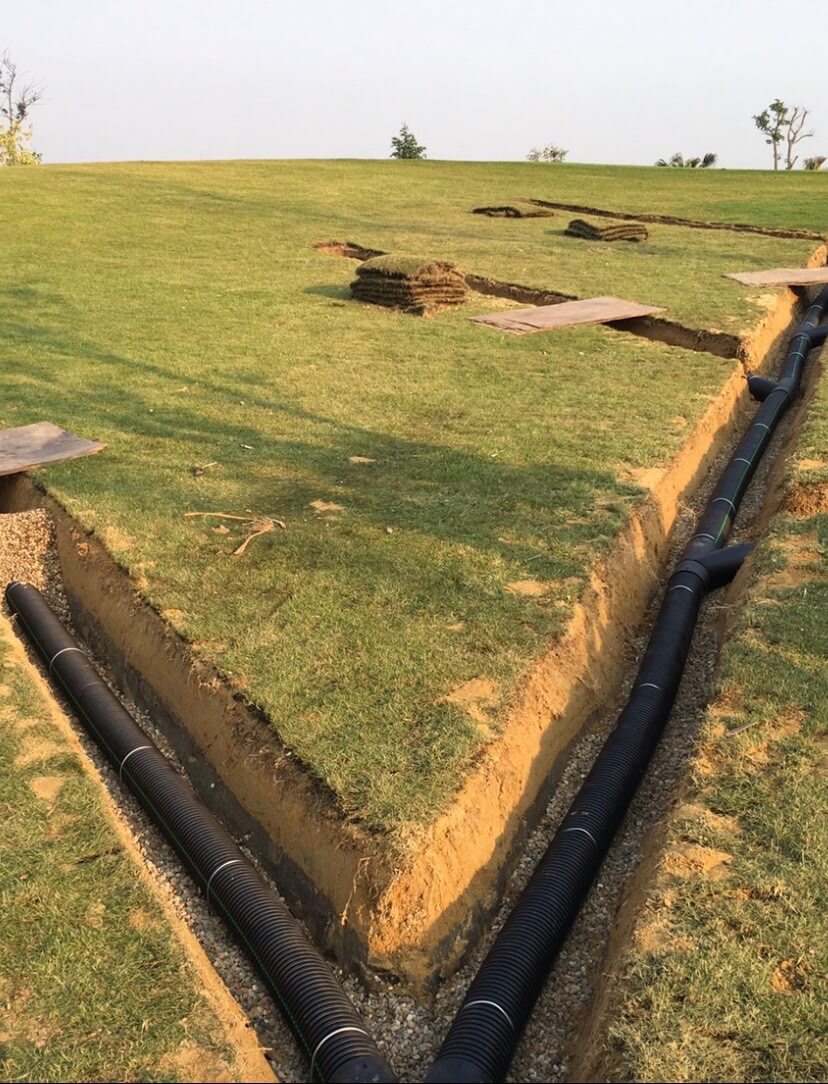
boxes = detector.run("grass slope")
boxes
[0,160,823,836]
[593,357,828,1082]
[0,622,250,1083]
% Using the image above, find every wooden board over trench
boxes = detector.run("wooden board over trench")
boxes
[470,295,664,335]
[724,267,828,287]
[0,422,105,477]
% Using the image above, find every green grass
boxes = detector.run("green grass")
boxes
[515,161,828,232]
[0,624,248,1083]
[356,254,460,279]
[596,366,828,1083]
[0,159,823,838]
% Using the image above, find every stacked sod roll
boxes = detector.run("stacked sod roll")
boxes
[351,254,467,314]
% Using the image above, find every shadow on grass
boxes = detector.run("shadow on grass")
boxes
[0,288,632,589]
[303,284,352,300]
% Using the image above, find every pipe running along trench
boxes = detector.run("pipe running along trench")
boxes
[7,290,827,1084]
[425,285,828,1084]
[4,582,397,1084]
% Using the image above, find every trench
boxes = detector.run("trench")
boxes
[570,346,828,1084]
[0,292,782,997]
[313,239,828,361]
[2,273,823,1079]
[0,590,278,1083]
[2,295,821,1083]
[0,507,395,1083]
[421,291,828,1082]
[6,580,396,1083]
[519,197,827,241]
[2,241,810,1004]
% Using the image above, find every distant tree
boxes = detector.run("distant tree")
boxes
[390,124,426,160]
[655,152,717,168]
[803,155,826,171]
[527,143,568,163]
[0,52,41,165]
[753,100,786,170]
[753,99,813,170]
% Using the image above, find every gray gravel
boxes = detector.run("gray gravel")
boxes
[0,364,800,1084]
[0,508,70,621]
[346,378,794,1084]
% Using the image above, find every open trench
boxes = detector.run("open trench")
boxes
[1,291,823,1081]
[518,198,826,242]
[313,240,750,358]
[347,322,823,1084]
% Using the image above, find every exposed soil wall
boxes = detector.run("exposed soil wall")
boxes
[0,473,392,969]
[0,277,814,987]
[362,290,804,984]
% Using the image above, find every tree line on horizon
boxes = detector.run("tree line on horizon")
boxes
[0,54,824,172]
[389,99,825,171]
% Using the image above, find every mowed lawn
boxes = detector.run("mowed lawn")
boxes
[595,354,828,1084]
[0,160,823,839]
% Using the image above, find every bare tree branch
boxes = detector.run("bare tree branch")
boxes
[16,81,42,121]
[785,106,814,169]
[0,53,42,120]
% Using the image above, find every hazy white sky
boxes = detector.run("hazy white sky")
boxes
[4,0,826,167]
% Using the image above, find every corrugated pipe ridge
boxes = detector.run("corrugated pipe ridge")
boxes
[5,582,397,1084]
[425,287,828,1084]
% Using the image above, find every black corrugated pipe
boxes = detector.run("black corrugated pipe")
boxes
[426,286,828,1084]
[5,582,397,1084]
[685,291,828,562]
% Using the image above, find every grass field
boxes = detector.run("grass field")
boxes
[591,359,828,1082]
[1,159,825,839]
[0,618,258,1083]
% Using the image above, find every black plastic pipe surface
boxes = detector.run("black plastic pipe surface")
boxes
[5,582,397,1084]
[425,286,828,1084]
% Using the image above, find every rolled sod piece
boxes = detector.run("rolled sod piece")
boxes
[352,254,468,312]
[565,218,648,242]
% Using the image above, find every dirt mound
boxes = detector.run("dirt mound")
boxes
[785,479,828,518]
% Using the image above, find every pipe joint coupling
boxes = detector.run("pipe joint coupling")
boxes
[673,560,710,591]
[774,376,797,400]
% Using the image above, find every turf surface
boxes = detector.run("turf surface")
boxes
[0,160,823,837]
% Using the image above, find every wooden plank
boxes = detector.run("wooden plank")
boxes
[470,296,664,334]
[724,267,828,287]
[0,422,105,477]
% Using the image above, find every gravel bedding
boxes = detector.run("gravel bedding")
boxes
[0,370,801,1084]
